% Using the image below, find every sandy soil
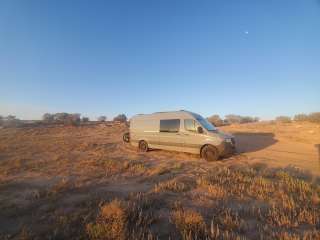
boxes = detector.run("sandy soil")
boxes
[221,122,320,175]
[0,122,319,239]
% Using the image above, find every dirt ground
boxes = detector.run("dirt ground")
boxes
[221,122,320,175]
[0,122,319,239]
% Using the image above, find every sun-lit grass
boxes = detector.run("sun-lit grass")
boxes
[154,179,190,193]
[171,209,206,240]
[2,124,320,239]
[104,159,146,176]
[86,194,156,240]
[86,199,127,240]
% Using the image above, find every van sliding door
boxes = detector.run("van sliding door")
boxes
[158,119,183,151]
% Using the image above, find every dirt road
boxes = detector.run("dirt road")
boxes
[221,122,320,175]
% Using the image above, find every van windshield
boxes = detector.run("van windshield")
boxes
[193,114,217,131]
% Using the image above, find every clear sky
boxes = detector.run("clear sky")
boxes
[0,0,319,120]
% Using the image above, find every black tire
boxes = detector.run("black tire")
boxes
[138,140,149,152]
[123,132,130,143]
[201,145,219,162]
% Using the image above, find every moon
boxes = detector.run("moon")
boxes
[245,31,249,34]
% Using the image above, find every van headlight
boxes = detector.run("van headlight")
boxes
[225,138,235,146]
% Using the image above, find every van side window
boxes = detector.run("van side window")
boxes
[160,119,180,133]
[184,119,196,132]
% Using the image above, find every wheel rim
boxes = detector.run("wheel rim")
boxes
[140,142,147,151]
[204,148,217,161]
[123,134,129,142]
[206,150,215,159]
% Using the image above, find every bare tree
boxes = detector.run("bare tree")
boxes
[82,117,90,122]
[225,114,242,124]
[66,113,81,126]
[98,116,107,122]
[207,115,223,126]
[1,115,20,127]
[240,116,256,123]
[223,114,259,124]
[275,116,291,123]
[294,114,308,122]
[113,114,127,123]
[42,113,54,122]
[51,112,81,126]
[53,113,69,122]
[308,112,320,123]
[6,115,16,121]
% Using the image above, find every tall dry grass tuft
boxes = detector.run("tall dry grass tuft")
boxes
[172,209,207,240]
[195,165,320,238]
[86,194,156,240]
[154,179,190,193]
[104,159,146,176]
[86,199,127,240]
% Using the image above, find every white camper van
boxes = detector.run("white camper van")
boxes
[123,110,235,161]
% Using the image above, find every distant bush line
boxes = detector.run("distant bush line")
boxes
[42,113,82,126]
[207,112,320,126]
[274,112,320,124]
[293,112,320,123]
[0,113,128,128]
[0,115,21,128]
[41,113,128,125]
[1,112,319,128]
[207,114,260,126]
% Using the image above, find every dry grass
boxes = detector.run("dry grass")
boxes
[86,194,156,240]
[194,165,320,239]
[172,209,207,240]
[154,178,193,193]
[1,123,319,239]
[104,159,146,176]
[3,162,320,239]
[86,199,127,240]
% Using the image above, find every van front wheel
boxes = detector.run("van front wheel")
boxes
[123,132,130,143]
[139,140,149,152]
[201,145,219,161]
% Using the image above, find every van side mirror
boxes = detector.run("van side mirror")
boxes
[197,126,204,134]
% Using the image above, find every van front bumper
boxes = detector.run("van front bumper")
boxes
[218,139,236,157]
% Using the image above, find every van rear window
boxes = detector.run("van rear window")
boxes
[160,119,180,133]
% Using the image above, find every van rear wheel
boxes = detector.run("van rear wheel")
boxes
[123,132,130,143]
[201,145,219,161]
[139,140,149,152]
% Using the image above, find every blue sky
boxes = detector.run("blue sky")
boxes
[0,0,319,120]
